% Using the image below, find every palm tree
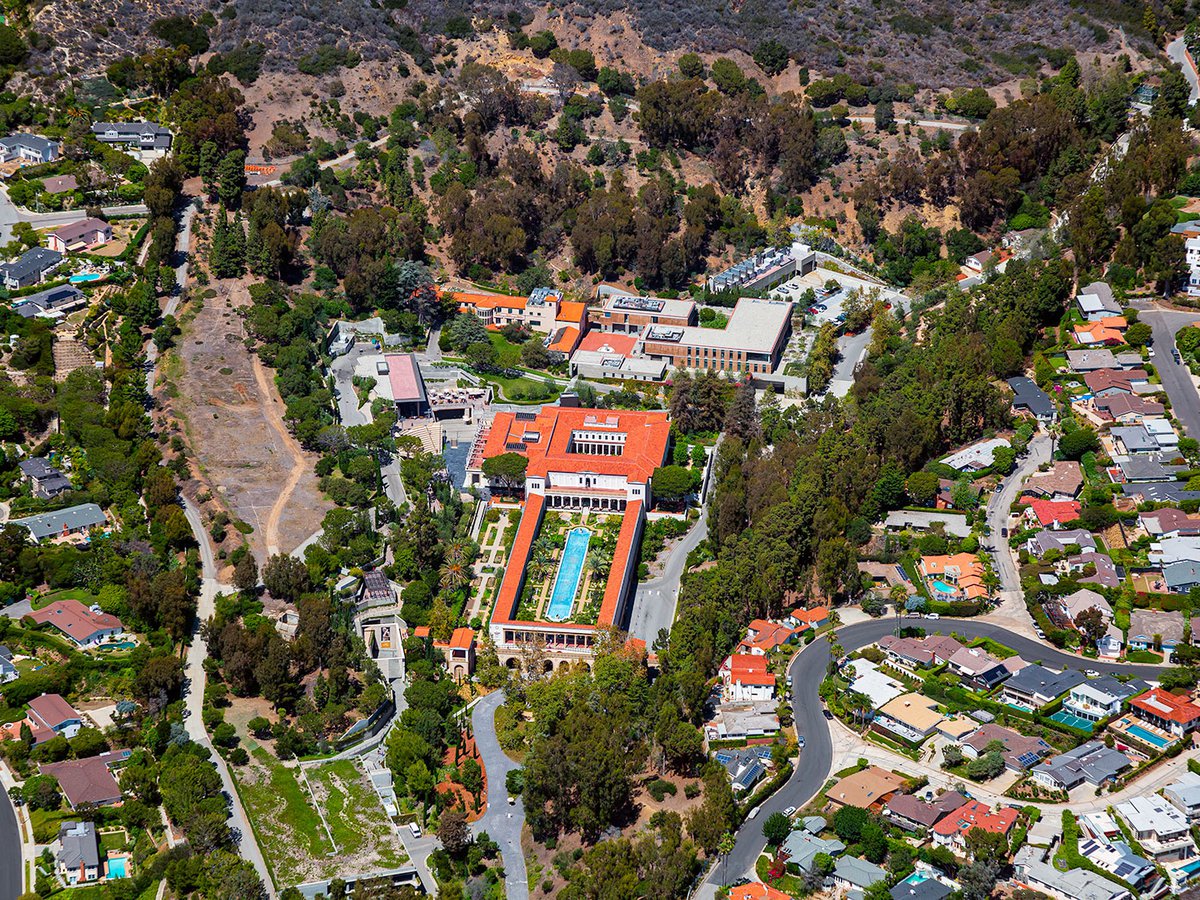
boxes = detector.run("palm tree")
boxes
[440,558,469,592]
[827,608,842,630]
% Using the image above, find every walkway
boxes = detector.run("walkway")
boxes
[1167,34,1200,106]
[467,509,511,623]
[471,691,528,900]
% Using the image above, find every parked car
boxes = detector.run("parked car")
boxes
[1085,669,1100,678]
[925,613,940,620]
[409,823,422,838]
[747,806,761,820]
[823,709,834,720]
[784,806,797,817]
[798,735,806,748]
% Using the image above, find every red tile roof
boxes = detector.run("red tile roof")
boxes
[549,326,581,354]
[481,407,670,482]
[27,600,123,643]
[1131,687,1200,724]
[492,494,546,627]
[576,331,638,356]
[39,752,126,808]
[598,500,642,627]
[449,627,475,649]
[556,300,587,325]
[730,884,791,900]
[1028,499,1081,527]
[455,291,526,311]
[932,800,1019,838]
[728,654,776,686]
[791,606,829,627]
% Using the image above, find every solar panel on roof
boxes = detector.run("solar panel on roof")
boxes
[1016,751,1041,768]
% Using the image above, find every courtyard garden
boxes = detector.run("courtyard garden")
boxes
[515,512,624,624]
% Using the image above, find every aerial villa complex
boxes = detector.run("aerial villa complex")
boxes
[469,405,671,667]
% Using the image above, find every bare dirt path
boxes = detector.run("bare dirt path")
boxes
[252,354,310,556]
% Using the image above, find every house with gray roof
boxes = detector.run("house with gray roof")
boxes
[1164,771,1200,822]
[1062,675,1145,722]
[1128,609,1187,652]
[1111,425,1158,455]
[91,121,173,151]
[780,829,845,872]
[1031,741,1132,791]
[890,878,951,900]
[0,645,15,684]
[831,857,888,894]
[56,820,101,885]
[1067,551,1121,589]
[1076,283,1122,321]
[1067,348,1119,372]
[17,457,71,499]
[12,284,86,319]
[0,133,59,165]
[885,790,967,831]
[0,246,62,289]
[1027,528,1096,557]
[1116,455,1187,484]
[11,502,106,542]
[1013,844,1131,900]
[1008,376,1054,422]
[1121,482,1200,504]
[1000,663,1086,709]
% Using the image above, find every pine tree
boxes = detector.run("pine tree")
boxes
[245,218,264,276]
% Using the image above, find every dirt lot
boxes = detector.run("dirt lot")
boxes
[158,280,329,561]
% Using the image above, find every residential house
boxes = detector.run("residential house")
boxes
[1114,795,1197,862]
[27,599,125,648]
[885,790,967,832]
[941,438,1009,472]
[1094,394,1165,423]
[831,857,889,894]
[1127,610,1187,653]
[960,723,1053,771]
[1022,462,1083,500]
[883,510,972,537]
[931,800,1019,855]
[826,766,906,812]
[1001,664,1086,710]
[1058,588,1113,628]
[722,654,776,703]
[890,879,951,900]
[785,605,829,631]
[1140,507,1200,538]
[0,246,62,289]
[1067,348,1119,372]
[1164,560,1200,595]
[11,503,107,542]
[56,820,101,885]
[845,658,905,709]
[1129,687,1200,739]
[1110,425,1159,455]
[717,748,768,793]
[730,884,792,900]
[42,174,77,195]
[46,217,113,253]
[873,693,946,744]
[28,693,82,738]
[1062,675,1144,723]
[1122,481,1200,504]
[1030,741,1132,791]
[739,619,799,655]
[964,249,995,274]
[1013,845,1132,900]
[1026,499,1081,529]
[1099,625,1124,659]
[946,647,1011,691]
[704,702,779,741]
[1073,316,1128,346]
[0,645,15,684]
[1076,286,1123,321]
[1083,368,1149,398]
[1164,771,1200,823]
[918,553,987,602]
[12,284,87,320]
[1116,455,1188,484]
[0,133,59,164]
[39,750,130,809]
[858,562,916,597]
[1066,552,1121,589]
[17,457,71,499]
[1008,376,1055,422]
[1151,536,1200,568]
[90,121,173,152]
[876,635,964,670]
[1027,528,1096,557]
[1077,838,1156,890]
[779,826,846,872]
[1144,417,1180,452]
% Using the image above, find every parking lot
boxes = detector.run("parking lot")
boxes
[770,267,910,328]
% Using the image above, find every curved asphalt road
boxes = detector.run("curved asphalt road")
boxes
[702,618,1166,893]
[471,691,528,900]
[0,785,19,900]
[1142,306,1200,440]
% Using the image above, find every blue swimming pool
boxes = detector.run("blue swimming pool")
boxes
[903,872,931,886]
[69,273,102,284]
[546,527,592,621]
[1126,724,1172,748]
[1180,859,1200,877]
[931,580,955,594]
[108,856,128,879]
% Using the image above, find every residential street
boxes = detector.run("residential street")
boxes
[1142,305,1200,438]
[0,770,20,900]
[0,183,149,246]
[471,691,529,900]
[1167,34,1200,106]
[695,618,1166,898]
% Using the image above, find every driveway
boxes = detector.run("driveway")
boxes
[1141,306,1200,439]
[1167,35,1200,106]
[471,690,528,900]
[697,618,1166,896]
[626,507,708,644]
[0,598,31,620]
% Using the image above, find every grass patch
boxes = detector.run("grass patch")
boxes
[477,370,562,404]
[307,760,408,869]
[1125,649,1163,663]
[31,587,99,611]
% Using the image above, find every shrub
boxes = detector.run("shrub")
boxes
[646,778,677,801]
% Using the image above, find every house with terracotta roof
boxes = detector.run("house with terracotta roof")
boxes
[1084,368,1149,398]
[1022,462,1083,500]
[738,619,799,656]
[26,599,125,648]
[721,654,777,702]
[918,553,988,602]
[1129,688,1200,739]
[456,287,587,355]
[826,766,906,812]
[473,406,670,665]
[729,884,791,900]
[785,606,829,630]
[411,626,477,680]
[931,800,1019,854]
[1025,499,1081,529]
[1073,316,1128,347]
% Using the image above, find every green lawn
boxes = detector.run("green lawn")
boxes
[32,587,99,611]
[488,332,523,368]
[306,760,408,869]
[1126,649,1163,663]
[31,806,75,843]
[235,747,336,888]
[479,371,562,404]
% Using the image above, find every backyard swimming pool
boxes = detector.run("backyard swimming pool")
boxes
[69,273,102,283]
[1125,723,1172,748]
[107,856,128,879]
[545,527,592,621]
[931,580,955,594]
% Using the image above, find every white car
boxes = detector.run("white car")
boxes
[1085,669,1100,678]
[784,806,797,817]
[408,822,422,839]
[924,613,940,620]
